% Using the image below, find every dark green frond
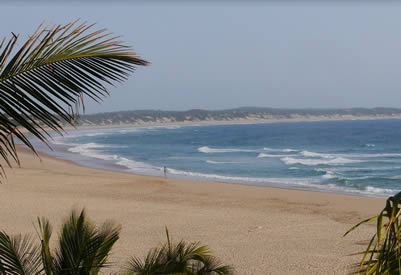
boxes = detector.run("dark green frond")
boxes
[189,255,235,275]
[37,217,53,275]
[0,20,148,178]
[53,208,121,274]
[124,229,234,275]
[0,232,41,274]
[124,247,166,275]
[345,191,401,274]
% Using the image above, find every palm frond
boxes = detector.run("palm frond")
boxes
[37,217,53,275]
[124,247,165,275]
[345,191,401,274]
[0,231,41,274]
[53,208,121,274]
[124,229,234,275]
[0,20,148,177]
[189,255,235,275]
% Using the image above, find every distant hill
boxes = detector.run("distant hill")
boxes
[74,107,401,127]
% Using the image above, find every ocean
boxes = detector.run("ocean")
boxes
[35,119,401,197]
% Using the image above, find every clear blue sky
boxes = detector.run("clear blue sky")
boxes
[2,2,401,113]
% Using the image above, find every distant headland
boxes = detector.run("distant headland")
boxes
[75,107,401,127]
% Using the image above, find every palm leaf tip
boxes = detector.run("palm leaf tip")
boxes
[125,229,234,275]
[0,20,148,178]
[54,208,121,273]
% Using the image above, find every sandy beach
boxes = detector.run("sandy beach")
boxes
[0,146,387,274]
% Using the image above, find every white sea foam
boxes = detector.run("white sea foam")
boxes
[55,141,397,197]
[83,132,107,137]
[159,125,181,129]
[281,156,362,166]
[140,125,182,131]
[301,150,401,159]
[116,126,179,135]
[301,151,331,158]
[198,146,257,153]
[315,166,401,173]
[51,137,69,145]
[67,143,119,161]
[264,147,297,152]
[116,157,160,173]
[366,144,376,147]
[45,125,400,198]
[317,168,401,181]
[68,143,107,151]
[167,168,321,186]
[257,153,295,158]
[166,168,396,196]
[322,171,336,179]
[118,128,141,134]
[365,186,397,194]
[62,132,108,138]
[66,142,161,175]
[390,175,401,180]
[333,174,371,181]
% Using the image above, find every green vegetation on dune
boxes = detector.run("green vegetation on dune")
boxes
[76,107,401,126]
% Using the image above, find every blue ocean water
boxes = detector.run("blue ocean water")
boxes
[42,119,401,197]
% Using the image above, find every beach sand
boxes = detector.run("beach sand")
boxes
[0,146,386,274]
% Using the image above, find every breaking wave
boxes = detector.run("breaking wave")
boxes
[301,150,401,159]
[264,147,298,152]
[41,121,401,198]
[281,156,362,166]
[198,146,257,153]
[257,153,295,158]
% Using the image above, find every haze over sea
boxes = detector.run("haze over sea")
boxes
[38,119,401,197]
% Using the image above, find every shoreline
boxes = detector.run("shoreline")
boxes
[37,118,401,199]
[36,143,394,199]
[1,145,386,274]
[26,143,387,199]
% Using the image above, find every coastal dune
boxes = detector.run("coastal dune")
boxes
[0,147,386,274]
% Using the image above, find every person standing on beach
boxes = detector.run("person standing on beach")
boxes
[164,166,167,178]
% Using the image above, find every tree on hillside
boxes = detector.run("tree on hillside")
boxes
[0,20,148,176]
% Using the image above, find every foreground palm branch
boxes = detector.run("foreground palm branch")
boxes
[0,211,234,275]
[344,191,401,274]
[0,208,121,274]
[125,228,234,275]
[0,21,148,176]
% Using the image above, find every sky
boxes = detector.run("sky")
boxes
[2,1,401,113]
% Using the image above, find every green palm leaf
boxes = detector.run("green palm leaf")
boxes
[0,231,41,274]
[37,217,53,275]
[345,191,401,274]
[189,255,235,275]
[124,228,234,275]
[125,247,166,275]
[0,20,148,176]
[52,208,121,274]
